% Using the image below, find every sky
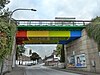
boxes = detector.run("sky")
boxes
[24,44,57,59]
[6,0,100,58]
[6,0,100,20]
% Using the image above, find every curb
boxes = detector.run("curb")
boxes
[1,71,11,75]
[52,67,100,75]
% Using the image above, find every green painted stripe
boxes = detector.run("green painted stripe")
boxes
[17,26,85,31]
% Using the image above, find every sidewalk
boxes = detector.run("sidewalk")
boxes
[52,67,100,75]
[4,66,25,75]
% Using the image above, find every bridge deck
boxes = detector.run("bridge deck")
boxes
[16,20,90,30]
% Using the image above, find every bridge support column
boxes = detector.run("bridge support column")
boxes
[60,44,65,62]
[64,45,68,68]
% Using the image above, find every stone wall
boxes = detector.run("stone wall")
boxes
[0,57,12,74]
[65,29,100,73]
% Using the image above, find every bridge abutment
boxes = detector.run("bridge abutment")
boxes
[64,29,100,73]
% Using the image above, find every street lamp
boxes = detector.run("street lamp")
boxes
[10,8,36,68]
[9,8,37,24]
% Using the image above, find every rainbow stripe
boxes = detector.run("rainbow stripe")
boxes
[16,30,81,44]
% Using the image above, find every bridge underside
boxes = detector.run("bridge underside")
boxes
[16,26,83,44]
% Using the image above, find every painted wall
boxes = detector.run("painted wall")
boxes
[65,29,100,73]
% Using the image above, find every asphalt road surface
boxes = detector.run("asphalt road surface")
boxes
[24,65,81,75]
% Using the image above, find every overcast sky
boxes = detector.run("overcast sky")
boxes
[6,0,100,58]
[6,0,100,20]
[24,44,57,59]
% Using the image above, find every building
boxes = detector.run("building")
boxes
[16,55,33,65]
[45,54,60,66]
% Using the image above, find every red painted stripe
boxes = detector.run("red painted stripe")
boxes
[16,30,27,37]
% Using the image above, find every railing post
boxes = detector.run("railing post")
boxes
[83,22,85,25]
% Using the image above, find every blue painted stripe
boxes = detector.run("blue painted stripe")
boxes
[59,40,67,44]
[71,30,81,37]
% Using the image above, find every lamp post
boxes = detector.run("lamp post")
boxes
[9,8,36,68]
[9,8,37,24]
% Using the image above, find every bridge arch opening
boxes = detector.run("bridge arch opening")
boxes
[15,20,88,66]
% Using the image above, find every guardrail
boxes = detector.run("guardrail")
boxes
[16,20,91,26]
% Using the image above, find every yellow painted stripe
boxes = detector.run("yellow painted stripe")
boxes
[27,31,70,37]
[49,31,70,37]
[28,37,50,41]
[22,37,69,44]
[23,40,50,44]
[27,31,49,37]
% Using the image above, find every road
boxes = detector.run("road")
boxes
[24,65,81,75]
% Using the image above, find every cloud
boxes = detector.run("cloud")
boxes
[6,0,100,20]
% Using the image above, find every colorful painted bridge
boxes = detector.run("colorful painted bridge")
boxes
[16,20,90,44]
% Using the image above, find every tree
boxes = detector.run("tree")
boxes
[55,44,65,62]
[55,44,62,57]
[86,16,100,52]
[0,1,15,74]
[30,52,40,64]
[0,0,10,18]
[0,11,16,75]
[0,17,16,58]
[16,45,25,65]
[0,0,10,9]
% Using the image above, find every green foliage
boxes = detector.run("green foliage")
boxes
[0,0,10,9]
[0,8,10,17]
[30,52,40,61]
[55,44,62,57]
[0,17,16,60]
[0,0,10,17]
[16,45,25,60]
[86,16,100,51]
